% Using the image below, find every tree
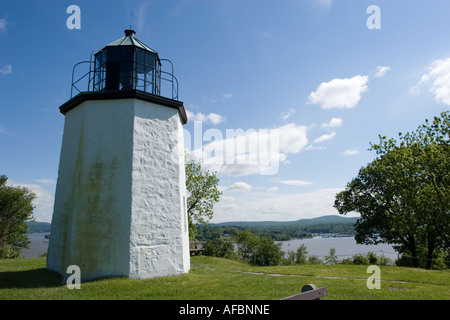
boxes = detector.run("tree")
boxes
[236,230,259,263]
[285,243,309,265]
[324,247,339,265]
[255,236,283,266]
[307,256,323,265]
[334,111,449,269]
[0,175,36,259]
[185,153,222,240]
[236,230,283,266]
[204,238,235,259]
[295,244,308,264]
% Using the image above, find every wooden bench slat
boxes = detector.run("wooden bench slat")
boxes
[281,284,327,300]
[281,287,327,300]
[189,241,205,255]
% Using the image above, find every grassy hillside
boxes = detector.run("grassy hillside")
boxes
[0,256,448,300]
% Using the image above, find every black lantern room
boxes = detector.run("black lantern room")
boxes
[93,29,161,94]
[65,29,186,123]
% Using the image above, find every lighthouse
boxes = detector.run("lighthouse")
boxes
[47,30,190,281]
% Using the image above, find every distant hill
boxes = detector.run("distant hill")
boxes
[23,216,359,237]
[26,221,51,233]
[291,215,359,225]
[198,215,359,241]
[213,215,358,228]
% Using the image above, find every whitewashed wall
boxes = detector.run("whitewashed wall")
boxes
[47,98,190,281]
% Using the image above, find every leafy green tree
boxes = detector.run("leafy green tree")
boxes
[236,230,283,266]
[324,247,339,265]
[307,256,323,265]
[185,153,222,240]
[204,238,235,259]
[334,111,449,269]
[255,236,283,266]
[0,175,36,259]
[284,251,297,265]
[285,244,309,265]
[236,230,259,263]
[295,244,308,265]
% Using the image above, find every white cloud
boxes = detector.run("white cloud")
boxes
[221,196,235,203]
[203,93,233,103]
[212,188,357,223]
[0,64,12,75]
[8,180,55,223]
[193,123,308,177]
[304,144,326,151]
[34,179,56,185]
[279,180,313,186]
[225,181,252,192]
[186,110,226,125]
[342,149,359,156]
[0,18,6,33]
[313,132,336,143]
[308,75,369,109]
[206,113,226,125]
[320,117,342,129]
[266,186,278,192]
[412,57,450,106]
[280,108,296,121]
[375,66,390,78]
[278,123,308,154]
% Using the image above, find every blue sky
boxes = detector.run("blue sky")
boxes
[1,0,449,223]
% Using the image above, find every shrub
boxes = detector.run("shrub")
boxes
[204,238,235,259]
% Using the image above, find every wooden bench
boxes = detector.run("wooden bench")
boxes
[281,284,327,300]
[189,241,205,256]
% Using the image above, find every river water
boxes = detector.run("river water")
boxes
[279,236,398,261]
[20,233,49,258]
[21,233,399,262]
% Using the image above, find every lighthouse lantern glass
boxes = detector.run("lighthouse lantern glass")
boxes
[93,46,160,95]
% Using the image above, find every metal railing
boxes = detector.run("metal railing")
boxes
[70,56,179,101]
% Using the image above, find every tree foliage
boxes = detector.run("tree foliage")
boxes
[0,175,36,259]
[285,244,308,265]
[195,219,356,242]
[203,238,236,259]
[235,230,283,266]
[325,247,339,265]
[185,153,222,240]
[334,111,449,269]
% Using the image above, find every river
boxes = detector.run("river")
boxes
[279,236,398,261]
[21,233,399,262]
[20,233,49,258]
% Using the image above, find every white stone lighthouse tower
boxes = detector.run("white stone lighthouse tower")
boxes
[47,30,190,281]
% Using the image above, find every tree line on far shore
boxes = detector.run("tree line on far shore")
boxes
[195,220,356,242]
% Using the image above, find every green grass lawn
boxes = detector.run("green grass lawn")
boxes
[0,255,449,300]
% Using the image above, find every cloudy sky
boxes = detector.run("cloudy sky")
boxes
[1,1,449,223]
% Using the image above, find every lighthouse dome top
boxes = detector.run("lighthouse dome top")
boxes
[91,29,164,94]
[65,29,187,124]
[69,29,180,101]
[105,29,158,56]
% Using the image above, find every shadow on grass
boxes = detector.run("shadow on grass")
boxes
[0,268,62,289]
